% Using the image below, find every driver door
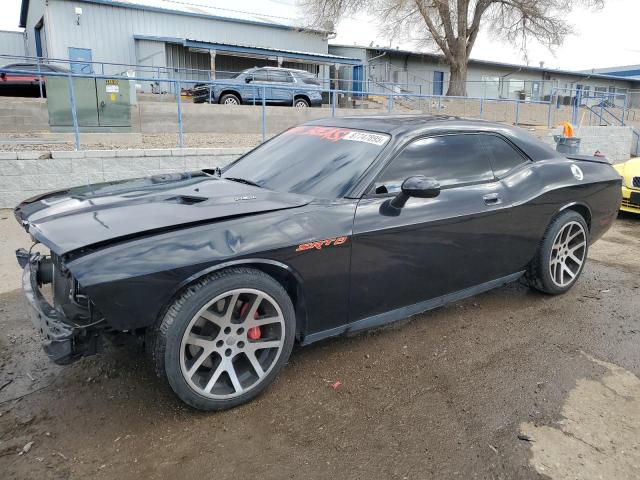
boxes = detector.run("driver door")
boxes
[348,133,514,323]
[245,69,271,104]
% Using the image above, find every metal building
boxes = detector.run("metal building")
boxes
[17,0,360,89]
[329,44,640,107]
[0,30,27,58]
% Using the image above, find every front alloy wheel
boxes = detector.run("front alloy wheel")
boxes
[180,288,285,399]
[149,268,295,410]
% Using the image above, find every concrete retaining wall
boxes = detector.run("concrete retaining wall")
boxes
[0,97,49,133]
[538,126,634,163]
[137,103,399,135]
[0,147,249,208]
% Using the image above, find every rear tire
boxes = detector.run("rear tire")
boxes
[294,97,309,108]
[526,210,589,295]
[148,268,295,411]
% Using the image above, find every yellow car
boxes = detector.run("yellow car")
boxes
[614,158,640,214]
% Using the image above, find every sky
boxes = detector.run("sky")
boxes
[1,0,638,71]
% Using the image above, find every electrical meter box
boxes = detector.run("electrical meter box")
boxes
[45,77,133,132]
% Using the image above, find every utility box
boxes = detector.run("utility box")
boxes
[45,77,133,132]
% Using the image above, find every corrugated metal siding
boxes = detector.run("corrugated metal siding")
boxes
[215,54,276,77]
[165,44,210,83]
[0,31,26,57]
[46,0,327,68]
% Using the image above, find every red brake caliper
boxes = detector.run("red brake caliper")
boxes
[239,302,261,340]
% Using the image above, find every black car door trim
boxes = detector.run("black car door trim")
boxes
[301,270,525,345]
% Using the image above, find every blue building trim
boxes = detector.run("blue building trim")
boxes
[597,69,640,78]
[185,40,362,65]
[133,35,361,65]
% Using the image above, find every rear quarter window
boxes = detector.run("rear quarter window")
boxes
[480,134,529,177]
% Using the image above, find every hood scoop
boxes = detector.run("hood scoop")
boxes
[164,195,208,205]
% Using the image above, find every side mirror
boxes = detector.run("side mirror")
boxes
[0,72,6,80]
[245,76,252,83]
[390,175,440,209]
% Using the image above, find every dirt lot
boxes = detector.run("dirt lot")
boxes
[0,210,638,480]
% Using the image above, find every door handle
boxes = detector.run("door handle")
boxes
[483,193,502,205]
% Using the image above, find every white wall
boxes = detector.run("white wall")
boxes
[44,0,327,68]
[0,30,26,57]
[0,147,248,208]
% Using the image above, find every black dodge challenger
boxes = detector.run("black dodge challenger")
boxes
[15,116,622,410]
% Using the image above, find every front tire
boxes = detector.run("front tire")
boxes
[526,210,589,295]
[149,268,295,410]
[219,93,241,106]
[294,97,309,108]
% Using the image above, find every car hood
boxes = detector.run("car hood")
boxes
[195,79,240,88]
[14,172,313,255]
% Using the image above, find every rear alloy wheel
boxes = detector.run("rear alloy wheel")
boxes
[220,93,240,106]
[548,221,587,288]
[149,268,295,410]
[294,98,309,108]
[526,210,589,295]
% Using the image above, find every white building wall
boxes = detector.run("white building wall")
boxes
[43,0,327,69]
[0,31,27,57]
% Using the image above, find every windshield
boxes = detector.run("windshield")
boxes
[222,126,390,198]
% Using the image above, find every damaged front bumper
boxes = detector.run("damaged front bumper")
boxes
[19,250,99,365]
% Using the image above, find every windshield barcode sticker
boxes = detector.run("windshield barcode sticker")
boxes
[343,131,388,146]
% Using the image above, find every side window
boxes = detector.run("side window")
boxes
[268,71,293,83]
[252,70,269,82]
[480,134,528,177]
[374,134,494,193]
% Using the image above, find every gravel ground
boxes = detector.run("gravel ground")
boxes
[0,133,265,151]
[0,212,639,480]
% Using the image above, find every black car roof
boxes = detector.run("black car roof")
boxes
[305,115,560,161]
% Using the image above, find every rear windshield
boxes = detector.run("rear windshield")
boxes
[222,126,390,198]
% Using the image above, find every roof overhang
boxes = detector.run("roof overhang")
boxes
[134,35,362,65]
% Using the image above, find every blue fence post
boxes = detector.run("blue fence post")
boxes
[66,74,81,151]
[515,100,520,125]
[438,96,441,112]
[547,92,553,128]
[176,79,184,148]
[388,93,392,113]
[208,71,212,104]
[622,95,627,126]
[331,90,336,118]
[262,85,266,142]
[37,59,43,99]
[480,98,484,119]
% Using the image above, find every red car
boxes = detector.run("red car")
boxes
[0,63,69,97]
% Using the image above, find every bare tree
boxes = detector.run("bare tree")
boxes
[302,0,604,96]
